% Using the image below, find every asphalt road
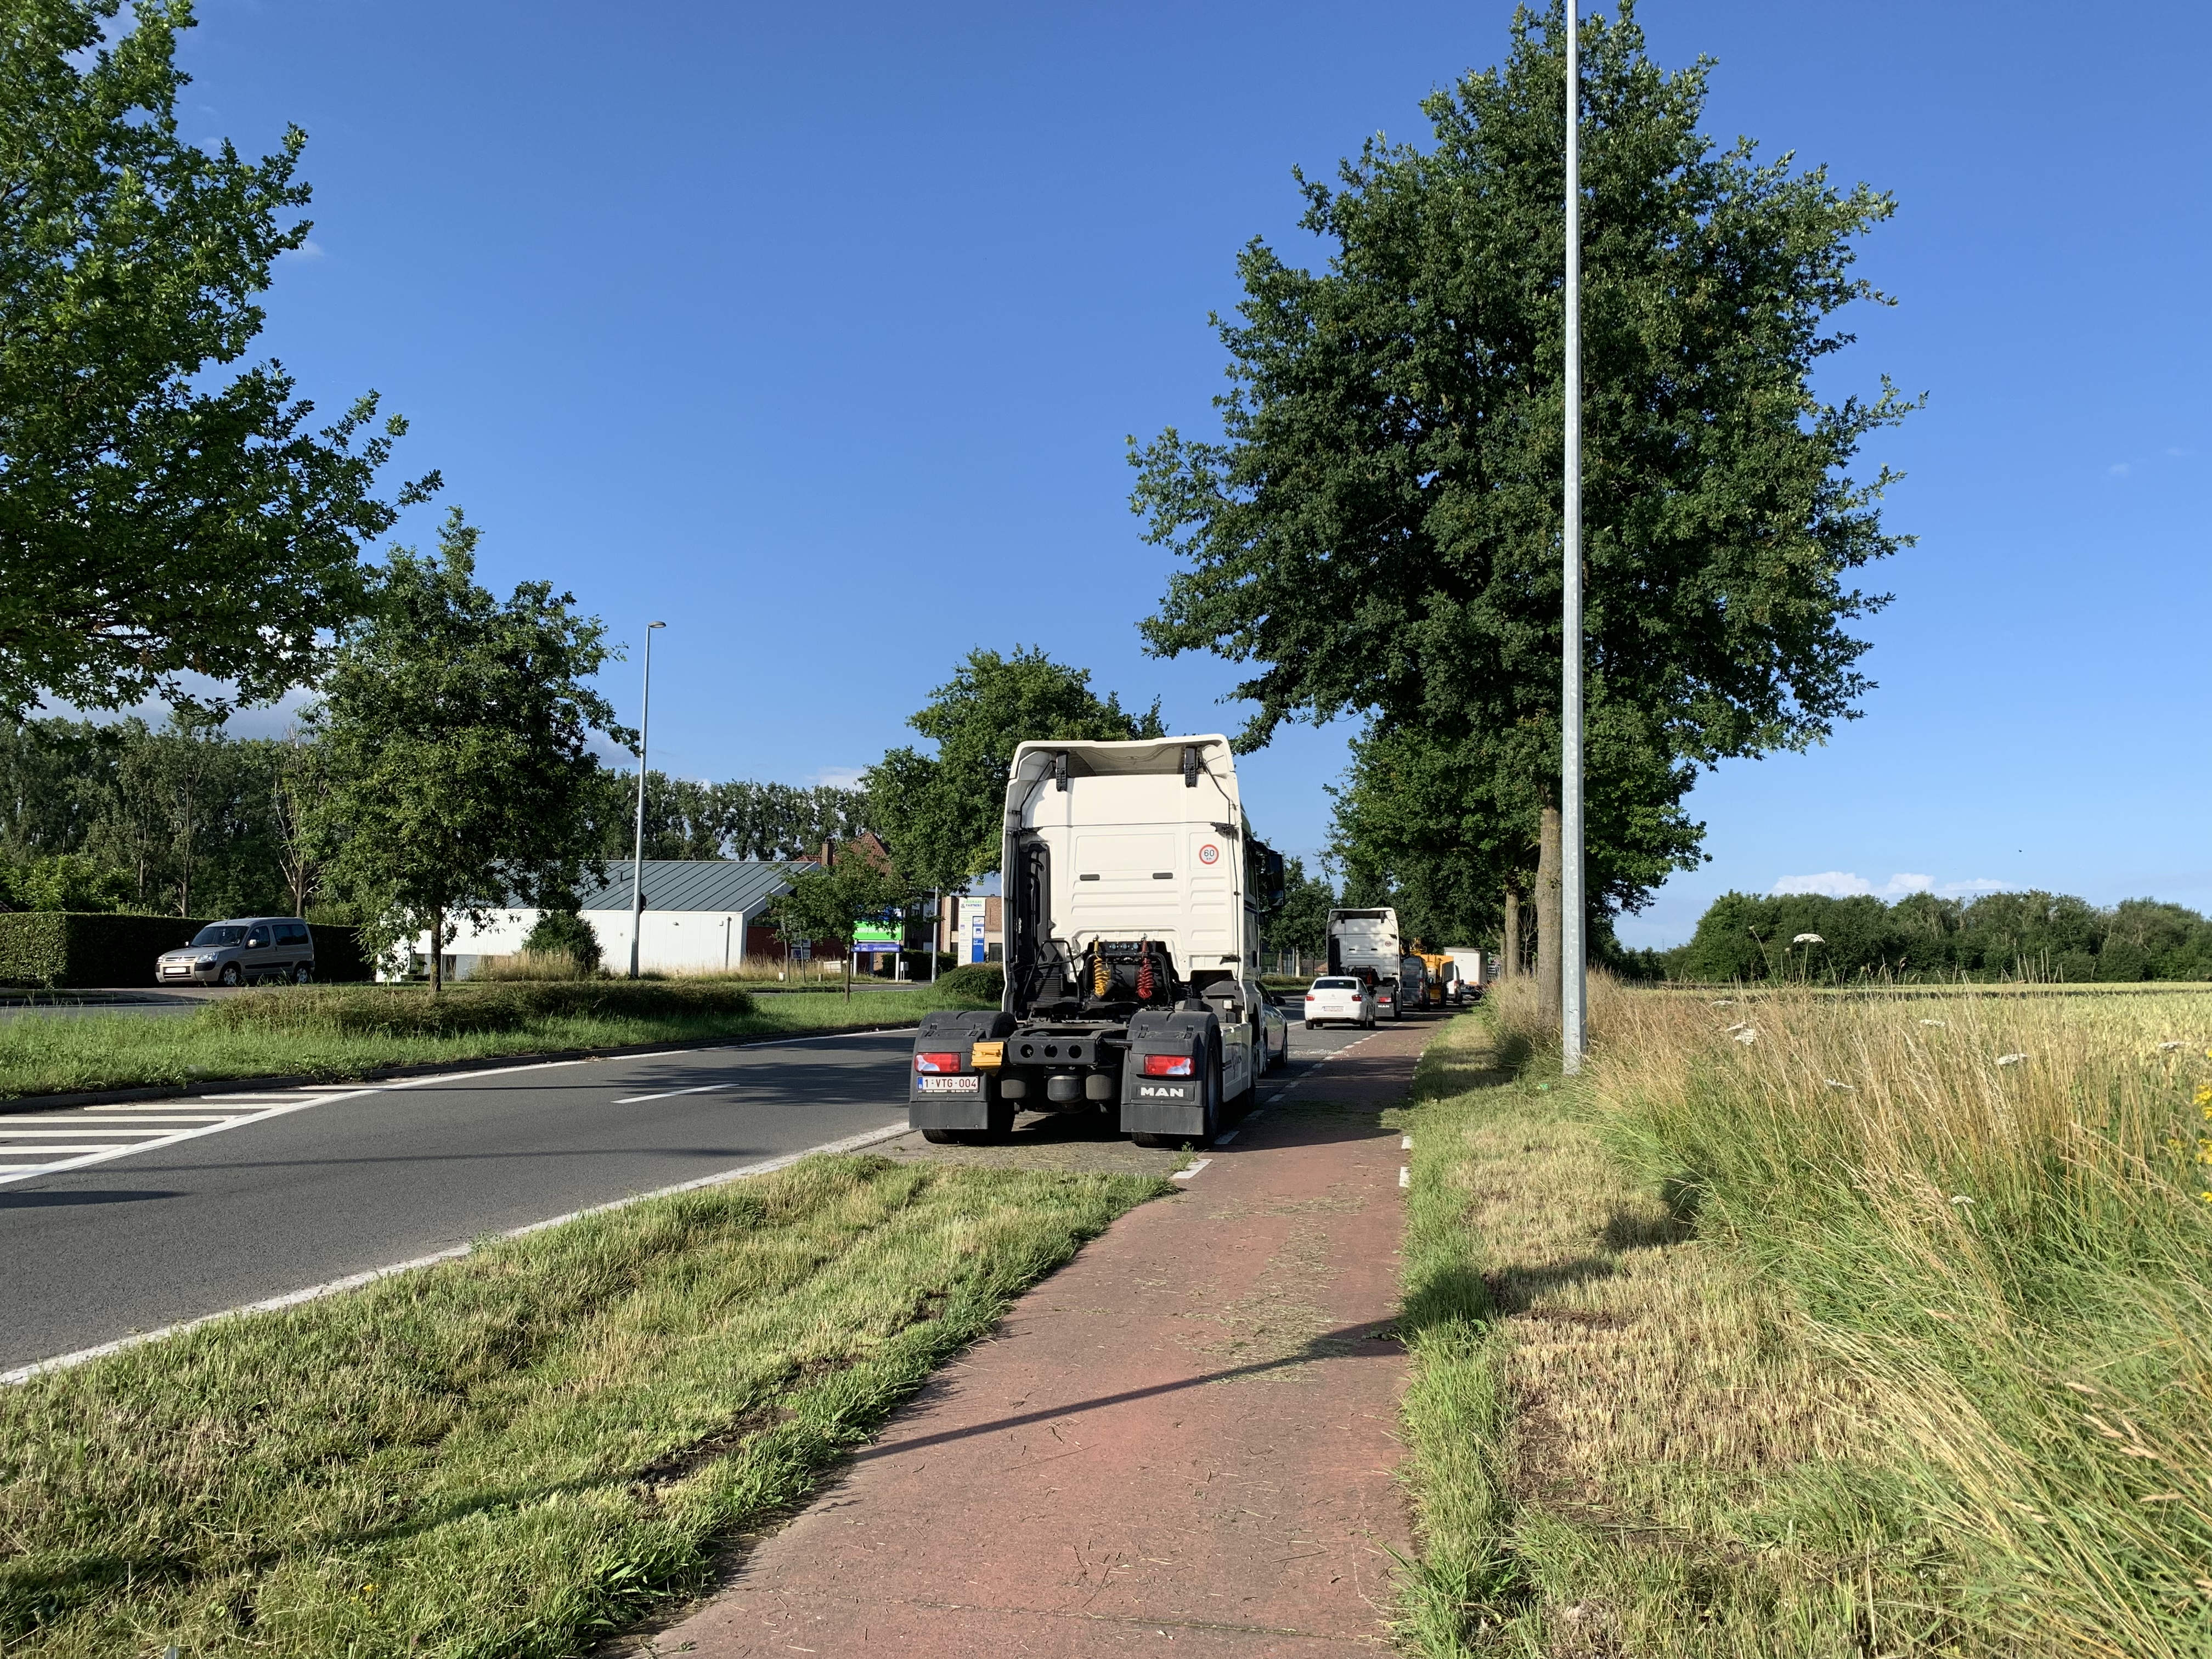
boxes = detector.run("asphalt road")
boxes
[0,1011,1416,1376]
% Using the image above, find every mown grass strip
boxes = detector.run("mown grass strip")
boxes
[0,981,988,1101]
[0,1154,1167,1657]
[1395,995,1971,1657]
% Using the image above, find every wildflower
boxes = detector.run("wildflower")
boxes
[1793,932,1825,945]
[1825,1079,1856,1091]
[1920,1018,1947,1027]
[1949,1194,1974,1205]
[1996,1053,2028,1067]
[2196,1085,2211,1113]
[1733,1028,1758,1045]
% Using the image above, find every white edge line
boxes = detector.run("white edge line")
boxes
[1171,1158,1212,1181]
[1,1118,916,1384]
[614,1084,725,1105]
[0,1028,925,1192]
[1212,1129,1239,1144]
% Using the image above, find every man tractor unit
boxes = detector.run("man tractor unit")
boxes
[1328,906,1405,1018]
[907,736,1285,1148]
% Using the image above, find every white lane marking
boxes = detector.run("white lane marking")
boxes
[0,1027,928,1192]
[1,1117,914,1384]
[1213,1129,1239,1144]
[1172,1158,1211,1181]
[0,1115,233,1126]
[0,1146,161,1156]
[0,1127,184,1137]
[1399,1166,1410,1188]
[614,1084,727,1105]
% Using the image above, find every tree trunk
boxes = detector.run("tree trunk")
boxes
[430,904,444,998]
[1536,804,1562,1026]
[1503,887,1521,979]
[843,943,853,1003]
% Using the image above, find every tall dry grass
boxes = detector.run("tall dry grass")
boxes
[1584,985,2212,1656]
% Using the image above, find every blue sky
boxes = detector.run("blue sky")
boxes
[164,0,2209,945]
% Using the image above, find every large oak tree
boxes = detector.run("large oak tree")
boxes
[1130,1,1911,1006]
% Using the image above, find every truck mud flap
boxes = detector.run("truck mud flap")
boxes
[1119,1006,1216,1139]
[908,1009,1015,1131]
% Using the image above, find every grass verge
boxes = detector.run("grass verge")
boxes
[0,981,990,1101]
[1589,983,2212,1657]
[1396,990,1968,1656]
[0,1153,1166,1656]
[1399,977,2212,1655]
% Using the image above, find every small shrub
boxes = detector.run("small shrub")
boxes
[934,963,1003,1005]
[521,909,602,973]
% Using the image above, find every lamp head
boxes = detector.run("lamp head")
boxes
[648,620,667,629]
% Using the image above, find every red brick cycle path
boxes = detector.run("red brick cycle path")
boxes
[650,1020,1432,1656]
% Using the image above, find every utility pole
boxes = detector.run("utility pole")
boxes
[628,620,665,979]
[1560,3,1588,1073]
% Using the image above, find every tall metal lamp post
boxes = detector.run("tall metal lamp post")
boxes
[628,620,666,980]
[1560,3,1588,1073]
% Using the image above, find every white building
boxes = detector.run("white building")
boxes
[404,859,814,979]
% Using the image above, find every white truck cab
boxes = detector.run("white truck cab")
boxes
[909,736,1285,1147]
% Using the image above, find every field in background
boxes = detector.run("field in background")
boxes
[1396,976,2212,1656]
[0,979,994,1102]
[0,1155,1166,1656]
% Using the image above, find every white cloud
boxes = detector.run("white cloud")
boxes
[1770,871,2010,901]
[2107,462,2131,477]
[809,765,867,790]
[281,239,327,262]
[1771,871,1926,899]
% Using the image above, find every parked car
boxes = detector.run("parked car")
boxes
[1259,995,1290,1069]
[1303,975,1375,1030]
[156,917,317,987]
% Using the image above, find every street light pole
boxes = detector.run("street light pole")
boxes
[628,620,665,980]
[1560,3,1588,1073]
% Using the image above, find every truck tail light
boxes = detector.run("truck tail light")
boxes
[1140,1053,1193,1077]
[914,1051,962,1074]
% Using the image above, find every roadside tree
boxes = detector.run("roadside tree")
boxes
[865,647,1164,888]
[313,510,627,994]
[766,840,919,1003]
[1131,2,1911,1016]
[0,0,438,717]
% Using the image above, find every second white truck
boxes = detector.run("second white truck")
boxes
[907,736,1285,1148]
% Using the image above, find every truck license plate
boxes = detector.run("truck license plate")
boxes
[916,1075,980,1094]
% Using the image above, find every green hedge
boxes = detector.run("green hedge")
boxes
[308,923,373,984]
[0,912,208,988]
[202,979,757,1037]
[0,912,374,989]
[933,963,1003,1003]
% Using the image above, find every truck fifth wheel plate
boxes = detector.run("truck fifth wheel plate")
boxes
[916,1075,981,1094]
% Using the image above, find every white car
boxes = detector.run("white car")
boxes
[1303,975,1376,1030]
[1259,996,1290,1069]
